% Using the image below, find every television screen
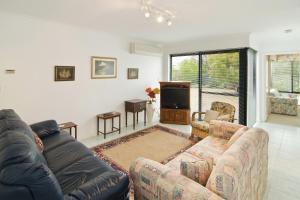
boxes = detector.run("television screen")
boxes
[161,87,190,109]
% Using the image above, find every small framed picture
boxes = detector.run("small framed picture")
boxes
[91,57,117,79]
[54,66,75,81]
[127,68,139,79]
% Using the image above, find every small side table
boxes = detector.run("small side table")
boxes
[125,99,147,130]
[97,112,121,139]
[59,122,78,139]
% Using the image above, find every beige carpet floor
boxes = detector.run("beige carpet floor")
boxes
[102,129,192,171]
[267,107,300,127]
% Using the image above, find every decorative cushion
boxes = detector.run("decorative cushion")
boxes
[191,121,209,132]
[217,114,230,121]
[226,126,249,148]
[204,110,220,123]
[33,132,44,153]
[180,156,213,186]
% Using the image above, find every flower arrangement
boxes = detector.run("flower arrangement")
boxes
[145,87,160,104]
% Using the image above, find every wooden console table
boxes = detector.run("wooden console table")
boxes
[97,112,121,139]
[125,99,147,130]
[59,122,78,139]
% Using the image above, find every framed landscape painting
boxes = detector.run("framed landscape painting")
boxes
[127,68,139,79]
[54,66,75,81]
[91,57,117,79]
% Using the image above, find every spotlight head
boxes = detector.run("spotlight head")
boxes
[167,20,172,26]
[157,15,164,23]
[145,12,150,18]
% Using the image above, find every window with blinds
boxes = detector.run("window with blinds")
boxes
[269,54,300,93]
[170,52,239,121]
[170,55,199,112]
[201,52,239,120]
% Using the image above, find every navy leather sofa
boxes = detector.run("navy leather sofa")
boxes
[0,109,130,200]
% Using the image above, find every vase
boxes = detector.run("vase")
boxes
[146,103,155,123]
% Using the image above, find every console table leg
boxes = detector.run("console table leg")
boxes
[75,126,77,140]
[133,112,135,130]
[97,117,99,136]
[119,115,121,134]
[125,112,128,127]
[112,117,114,131]
[137,112,139,123]
[144,109,146,125]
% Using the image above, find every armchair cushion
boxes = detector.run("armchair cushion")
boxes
[180,156,213,186]
[211,102,236,122]
[204,110,220,123]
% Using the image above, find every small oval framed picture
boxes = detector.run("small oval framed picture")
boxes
[54,66,75,81]
[91,56,117,79]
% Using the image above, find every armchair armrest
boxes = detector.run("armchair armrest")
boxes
[209,120,244,140]
[192,112,206,121]
[64,171,130,200]
[130,157,224,200]
[30,120,60,139]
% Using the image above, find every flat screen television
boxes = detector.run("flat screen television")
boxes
[161,87,190,109]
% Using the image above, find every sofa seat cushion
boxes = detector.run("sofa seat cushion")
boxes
[43,141,93,173]
[191,121,209,132]
[186,136,228,165]
[55,155,113,194]
[42,132,75,152]
[166,152,202,171]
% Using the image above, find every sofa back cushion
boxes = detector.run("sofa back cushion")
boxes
[206,128,269,200]
[0,109,63,200]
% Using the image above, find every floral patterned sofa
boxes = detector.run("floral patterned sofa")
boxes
[270,96,298,116]
[130,120,269,200]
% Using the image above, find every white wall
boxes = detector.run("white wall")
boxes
[251,29,300,122]
[0,12,163,140]
[163,33,250,80]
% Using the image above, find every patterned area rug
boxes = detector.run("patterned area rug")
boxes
[91,125,195,174]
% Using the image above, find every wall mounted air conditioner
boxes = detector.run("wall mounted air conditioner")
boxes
[130,42,163,57]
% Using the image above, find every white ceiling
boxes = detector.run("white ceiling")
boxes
[1,0,300,43]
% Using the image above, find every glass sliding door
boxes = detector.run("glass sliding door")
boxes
[201,52,240,121]
[170,48,255,125]
[170,54,199,112]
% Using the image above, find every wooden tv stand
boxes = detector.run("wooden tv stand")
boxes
[160,82,191,125]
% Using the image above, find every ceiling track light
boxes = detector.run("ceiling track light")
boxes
[140,0,175,26]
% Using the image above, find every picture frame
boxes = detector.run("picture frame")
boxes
[127,68,139,79]
[54,66,75,81]
[91,57,117,79]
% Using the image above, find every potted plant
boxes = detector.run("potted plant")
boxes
[145,87,160,123]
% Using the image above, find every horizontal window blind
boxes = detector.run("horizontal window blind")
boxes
[171,55,199,112]
[269,54,300,93]
[201,52,239,120]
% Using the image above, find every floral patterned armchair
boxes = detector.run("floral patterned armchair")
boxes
[191,101,236,139]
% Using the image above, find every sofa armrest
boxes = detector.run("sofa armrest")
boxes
[209,120,244,140]
[130,157,224,200]
[30,120,60,139]
[64,170,130,200]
